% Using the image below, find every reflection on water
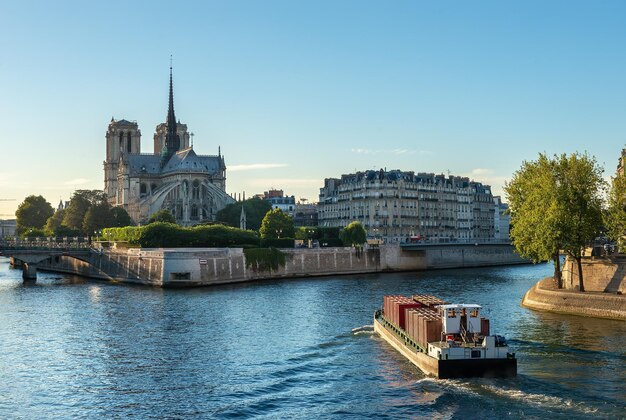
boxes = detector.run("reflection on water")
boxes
[0,258,623,418]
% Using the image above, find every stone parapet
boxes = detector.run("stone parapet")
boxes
[522,278,626,321]
[561,256,626,293]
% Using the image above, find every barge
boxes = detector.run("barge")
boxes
[374,294,516,378]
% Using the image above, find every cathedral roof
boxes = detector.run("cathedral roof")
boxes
[125,154,162,174]
[161,148,221,174]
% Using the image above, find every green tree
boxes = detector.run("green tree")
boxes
[505,152,605,291]
[63,190,107,233]
[83,202,115,234]
[340,221,367,247]
[111,206,133,227]
[44,209,65,236]
[216,198,272,231]
[259,208,295,239]
[555,153,605,292]
[148,209,176,224]
[605,172,626,251]
[16,195,54,234]
[506,154,565,286]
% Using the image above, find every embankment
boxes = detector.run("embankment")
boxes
[522,277,626,321]
[36,243,527,287]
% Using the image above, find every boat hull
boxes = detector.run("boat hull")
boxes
[374,316,517,379]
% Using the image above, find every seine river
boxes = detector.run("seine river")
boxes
[0,258,624,419]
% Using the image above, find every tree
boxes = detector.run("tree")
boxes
[340,221,367,247]
[83,202,115,234]
[506,154,564,286]
[63,190,107,233]
[148,209,176,224]
[259,208,295,239]
[111,206,133,227]
[505,152,605,291]
[16,195,54,234]
[555,153,605,292]
[45,209,65,236]
[605,172,626,251]
[216,198,272,231]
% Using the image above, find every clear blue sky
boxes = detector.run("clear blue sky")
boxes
[2,1,626,217]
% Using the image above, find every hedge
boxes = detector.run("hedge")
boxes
[102,223,259,248]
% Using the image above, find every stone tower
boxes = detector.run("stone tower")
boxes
[104,119,141,201]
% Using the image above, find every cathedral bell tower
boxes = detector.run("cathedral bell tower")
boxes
[104,119,141,203]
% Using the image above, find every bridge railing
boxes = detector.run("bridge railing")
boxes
[0,237,92,250]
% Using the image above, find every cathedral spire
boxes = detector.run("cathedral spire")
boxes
[162,59,180,166]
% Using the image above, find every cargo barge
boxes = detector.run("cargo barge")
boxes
[374,294,516,379]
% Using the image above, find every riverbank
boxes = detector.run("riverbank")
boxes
[521,277,626,321]
[33,244,528,287]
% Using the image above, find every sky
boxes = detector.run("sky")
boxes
[2,1,626,217]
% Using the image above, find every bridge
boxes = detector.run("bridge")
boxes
[0,239,92,280]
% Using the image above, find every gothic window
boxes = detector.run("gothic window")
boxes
[127,132,132,153]
[140,183,147,197]
[119,132,123,152]
[191,204,198,220]
[192,180,200,199]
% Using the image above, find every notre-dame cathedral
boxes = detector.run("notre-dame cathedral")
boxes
[103,67,234,225]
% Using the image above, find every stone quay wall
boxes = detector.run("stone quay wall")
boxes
[36,243,527,287]
[522,278,626,321]
[561,256,626,293]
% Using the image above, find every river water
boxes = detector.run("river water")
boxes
[0,258,624,419]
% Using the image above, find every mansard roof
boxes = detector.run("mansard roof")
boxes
[161,147,222,174]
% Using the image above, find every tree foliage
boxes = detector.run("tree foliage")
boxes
[555,153,605,292]
[44,209,81,237]
[110,206,133,227]
[259,208,295,239]
[605,172,626,251]
[216,198,272,231]
[148,209,176,224]
[340,221,367,247]
[63,190,107,233]
[16,195,54,234]
[83,202,115,234]
[505,152,605,291]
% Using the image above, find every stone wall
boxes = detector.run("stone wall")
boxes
[561,256,626,294]
[522,278,626,321]
[37,244,527,287]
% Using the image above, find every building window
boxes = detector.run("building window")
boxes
[140,183,147,197]
[151,183,157,194]
[127,132,132,153]
[119,132,123,152]
[192,180,200,199]
[191,204,198,219]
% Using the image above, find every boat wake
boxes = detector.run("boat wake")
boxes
[481,384,599,415]
[351,325,374,336]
